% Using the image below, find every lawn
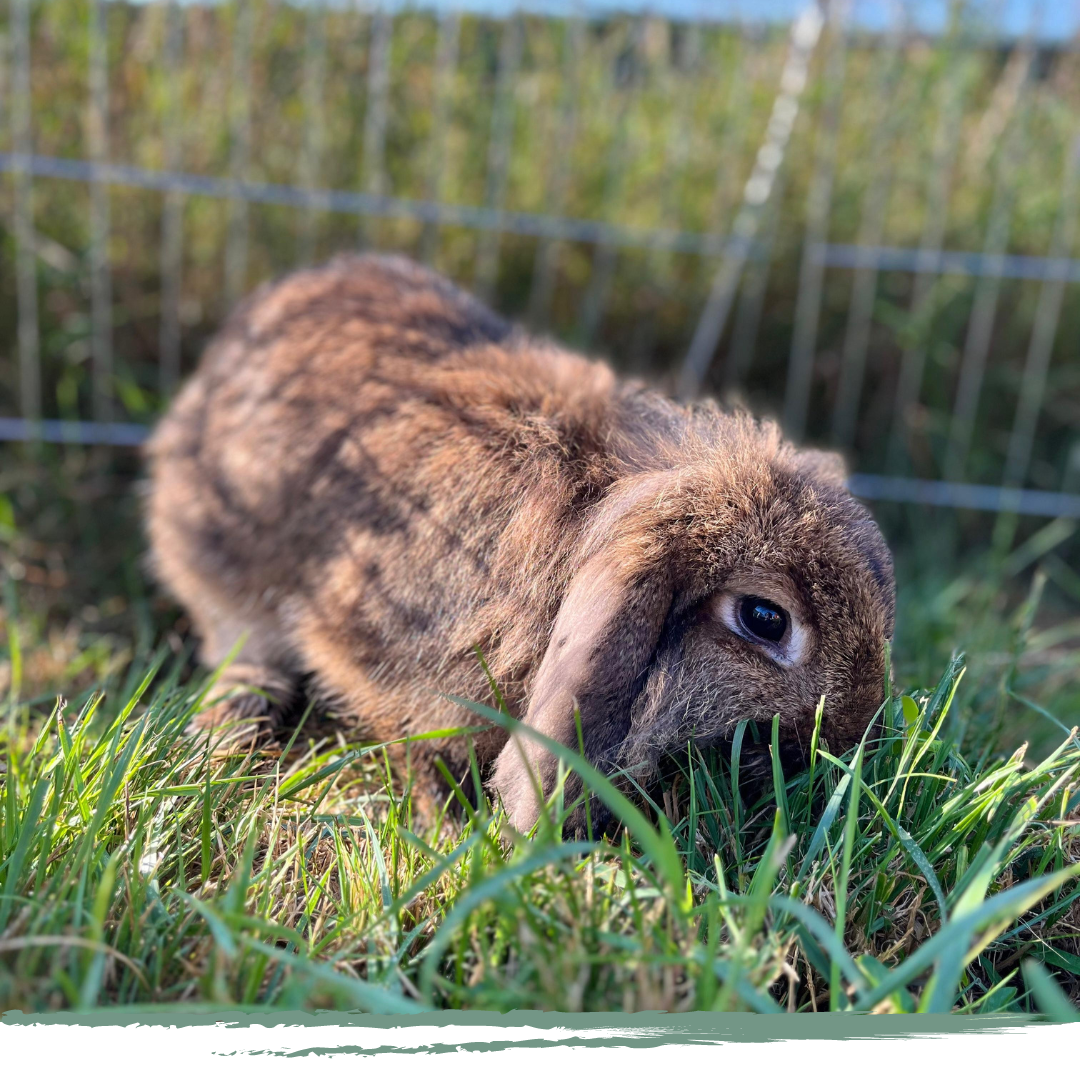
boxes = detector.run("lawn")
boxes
[1,457,1078,1015]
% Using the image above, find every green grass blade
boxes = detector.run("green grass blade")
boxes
[447,696,687,900]
[856,863,1080,1012]
[0,776,50,932]
[1022,959,1080,1022]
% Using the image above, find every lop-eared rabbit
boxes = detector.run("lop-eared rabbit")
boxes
[146,254,895,832]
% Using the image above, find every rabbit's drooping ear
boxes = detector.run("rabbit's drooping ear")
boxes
[490,474,674,833]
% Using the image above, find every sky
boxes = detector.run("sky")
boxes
[147,0,1077,43]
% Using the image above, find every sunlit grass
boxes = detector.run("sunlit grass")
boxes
[2,444,1079,1015]
[0,620,1077,1015]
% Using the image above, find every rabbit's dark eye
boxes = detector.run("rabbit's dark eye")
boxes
[738,596,788,643]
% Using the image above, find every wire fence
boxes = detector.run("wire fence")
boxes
[2,0,1080,518]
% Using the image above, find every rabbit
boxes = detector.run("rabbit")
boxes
[144,253,895,834]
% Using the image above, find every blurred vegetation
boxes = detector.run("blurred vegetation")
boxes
[0,2,1078,487]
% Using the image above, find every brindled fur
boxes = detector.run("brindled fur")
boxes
[145,254,896,832]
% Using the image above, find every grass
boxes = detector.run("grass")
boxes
[1,596,1078,1015]
[884,510,1080,761]
[1,441,1079,1016]
[1,350,1079,1018]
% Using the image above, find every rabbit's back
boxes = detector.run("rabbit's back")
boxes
[145,255,635,775]
[149,253,632,580]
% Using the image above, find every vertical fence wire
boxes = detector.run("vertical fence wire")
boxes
[474,10,524,301]
[782,0,850,441]
[704,17,756,239]
[158,0,184,395]
[943,54,1034,482]
[11,0,40,423]
[627,20,701,373]
[678,3,825,400]
[358,4,392,250]
[298,0,327,266]
[527,8,583,326]
[223,0,255,308]
[712,19,774,392]
[1002,133,1080,491]
[830,6,906,450]
[1064,441,1080,494]
[882,28,970,473]
[723,158,788,392]
[576,16,653,347]
[88,0,113,423]
[419,7,461,265]
[656,23,701,262]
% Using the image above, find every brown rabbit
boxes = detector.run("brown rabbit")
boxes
[145,253,895,832]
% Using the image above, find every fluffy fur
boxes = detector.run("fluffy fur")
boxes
[145,254,895,832]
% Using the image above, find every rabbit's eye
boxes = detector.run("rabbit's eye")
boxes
[738,597,788,643]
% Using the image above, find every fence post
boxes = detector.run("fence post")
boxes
[224,0,255,308]
[527,9,583,327]
[88,0,113,425]
[1002,134,1080,492]
[882,14,971,473]
[420,8,461,265]
[474,10,524,302]
[723,157,788,392]
[626,19,701,374]
[358,4,392,250]
[678,3,824,400]
[576,15,648,348]
[159,0,184,396]
[705,16,757,239]
[831,5,907,450]
[710,18,771,392]
[11,0,40,426]
[943,58,1035,483]
[782,0,850,442]
[298,0,328,266]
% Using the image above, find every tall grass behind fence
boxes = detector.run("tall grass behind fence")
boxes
[1,1,1080,507]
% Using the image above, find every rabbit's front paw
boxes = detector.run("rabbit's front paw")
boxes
[186,693,270,753]
[186,662,296,754]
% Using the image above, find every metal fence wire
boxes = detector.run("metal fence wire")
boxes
[2,0,1080,519]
